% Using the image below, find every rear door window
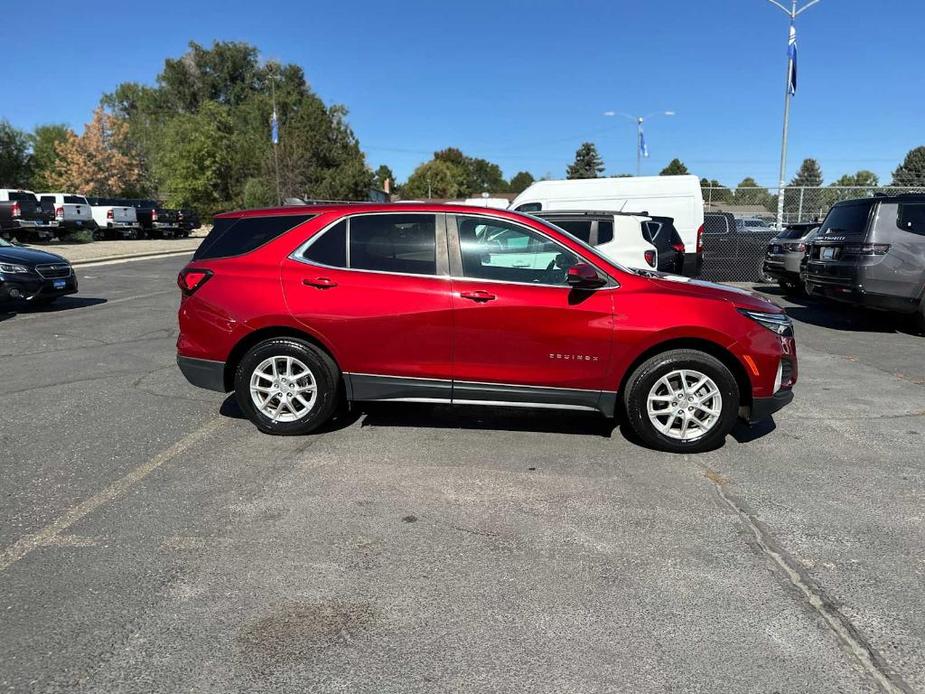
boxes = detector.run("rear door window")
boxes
[704,214,730,235]
[515,203,542,213]
[597,220,613,244]
[349,214,437,275]
[897,203,925,236]
[194,215,314,260]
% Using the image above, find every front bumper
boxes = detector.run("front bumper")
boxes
[747,388,794,423]
[0,273,77,302]
[177,355,227,392]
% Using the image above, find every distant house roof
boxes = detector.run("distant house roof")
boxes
[705,202,772,216]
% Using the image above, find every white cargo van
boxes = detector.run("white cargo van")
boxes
[510,175,704,275]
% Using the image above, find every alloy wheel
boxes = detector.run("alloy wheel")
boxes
[646,369,723,442]
[249,356,317,423]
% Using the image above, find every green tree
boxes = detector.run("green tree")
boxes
[373,164,395,191]
[732,177,771,207]
[28,124,73,192]
[789,158,823,187]
[243,176,274,208]
[566,142,604,179]
[659,158,689,176]
[891,146,925,186]
[700,177,731,204]
[833,170,879,187]
[508,171,535,194]
[403,159,462,199]
[155,102,235,215]
[0,120,32,187]
[432,147,505,194]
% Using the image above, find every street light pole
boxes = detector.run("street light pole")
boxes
[767,0,822,228]
[604,110,675,176]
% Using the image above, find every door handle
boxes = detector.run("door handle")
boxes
[302,277,337,289]
[459,289,496,302]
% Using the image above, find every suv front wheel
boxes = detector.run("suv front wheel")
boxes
[623,349,740,453]
[234,338,340,435]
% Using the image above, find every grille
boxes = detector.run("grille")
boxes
[35,263,72,279]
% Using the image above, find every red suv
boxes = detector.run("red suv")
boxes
[177,204,796,453]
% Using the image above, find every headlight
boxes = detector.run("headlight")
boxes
[738,309,793,337]
[0,263,30,274]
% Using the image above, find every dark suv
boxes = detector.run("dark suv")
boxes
[803,194,925,330]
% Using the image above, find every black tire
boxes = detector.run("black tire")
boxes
[622,349,740,453]
[234,338,341,435]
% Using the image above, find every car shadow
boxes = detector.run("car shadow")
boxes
[220,396,615,438]
[7,296,108,315]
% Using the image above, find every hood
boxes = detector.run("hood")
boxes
[648,273,783,312]
[0,246,69,266]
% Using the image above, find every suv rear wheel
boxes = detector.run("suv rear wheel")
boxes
[234,338,340,435]
[623,349,740,453]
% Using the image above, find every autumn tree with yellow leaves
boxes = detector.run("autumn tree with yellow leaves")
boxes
[48,107,141,196]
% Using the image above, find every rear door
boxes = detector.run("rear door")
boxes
[282,212,455,401]
[448,213,614,410]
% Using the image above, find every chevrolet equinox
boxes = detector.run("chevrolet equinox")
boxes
[176,205,797,453]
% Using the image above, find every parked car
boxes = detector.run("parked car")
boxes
[0,236,77,305]
[509,175,704,276]
[37,193,95,235]
[176,208,201,236]
[86,197,141,239]
[534,210,659,271]
[175,204,797,453]
[803,194,925,331]
[0,189,58,242]
[763,222,819,293]
[735,218,777,233]
[701,211,778,282]
[126,199,179,237]
[640,215,686,274]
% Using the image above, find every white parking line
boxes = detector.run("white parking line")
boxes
[0,418,225,573]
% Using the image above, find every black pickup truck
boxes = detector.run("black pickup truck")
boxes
[700,211,779,282]
[123,199,177,237]
[176,208,200,237]
[0,189,58,242]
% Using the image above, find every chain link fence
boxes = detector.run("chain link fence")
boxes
[699,185,925,283]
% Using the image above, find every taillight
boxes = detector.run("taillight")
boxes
[844,243,890,256]
[106,209,114,219]
[696,223,704,253]
[10,201,20,218]
[671,241,685,253]
[55,206,64,219]
[178,268,212,295]
[644,250,657,267]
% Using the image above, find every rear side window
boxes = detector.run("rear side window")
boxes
[597,220,613,244]
[349,214,437,275]
[897,203,925,236]
[194,215,313,260]
[303,220,347,267]
[515,203,542,213]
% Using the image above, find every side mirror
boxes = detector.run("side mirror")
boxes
[567,262,606,288]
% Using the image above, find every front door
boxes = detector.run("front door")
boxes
[282,212,455,401]
[448,214,615,411]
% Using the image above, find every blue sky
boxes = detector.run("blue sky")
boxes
[5,0,921,186]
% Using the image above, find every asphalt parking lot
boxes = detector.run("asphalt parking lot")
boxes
[1,255,923,693]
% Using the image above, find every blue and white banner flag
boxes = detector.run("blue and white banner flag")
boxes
[639,128,649,158]
[787,24,798,95]
[271,109,279,145]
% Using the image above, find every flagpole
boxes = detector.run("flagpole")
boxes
[768,0,822,228]
[603,110,674,176]
[270,66,282,207]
